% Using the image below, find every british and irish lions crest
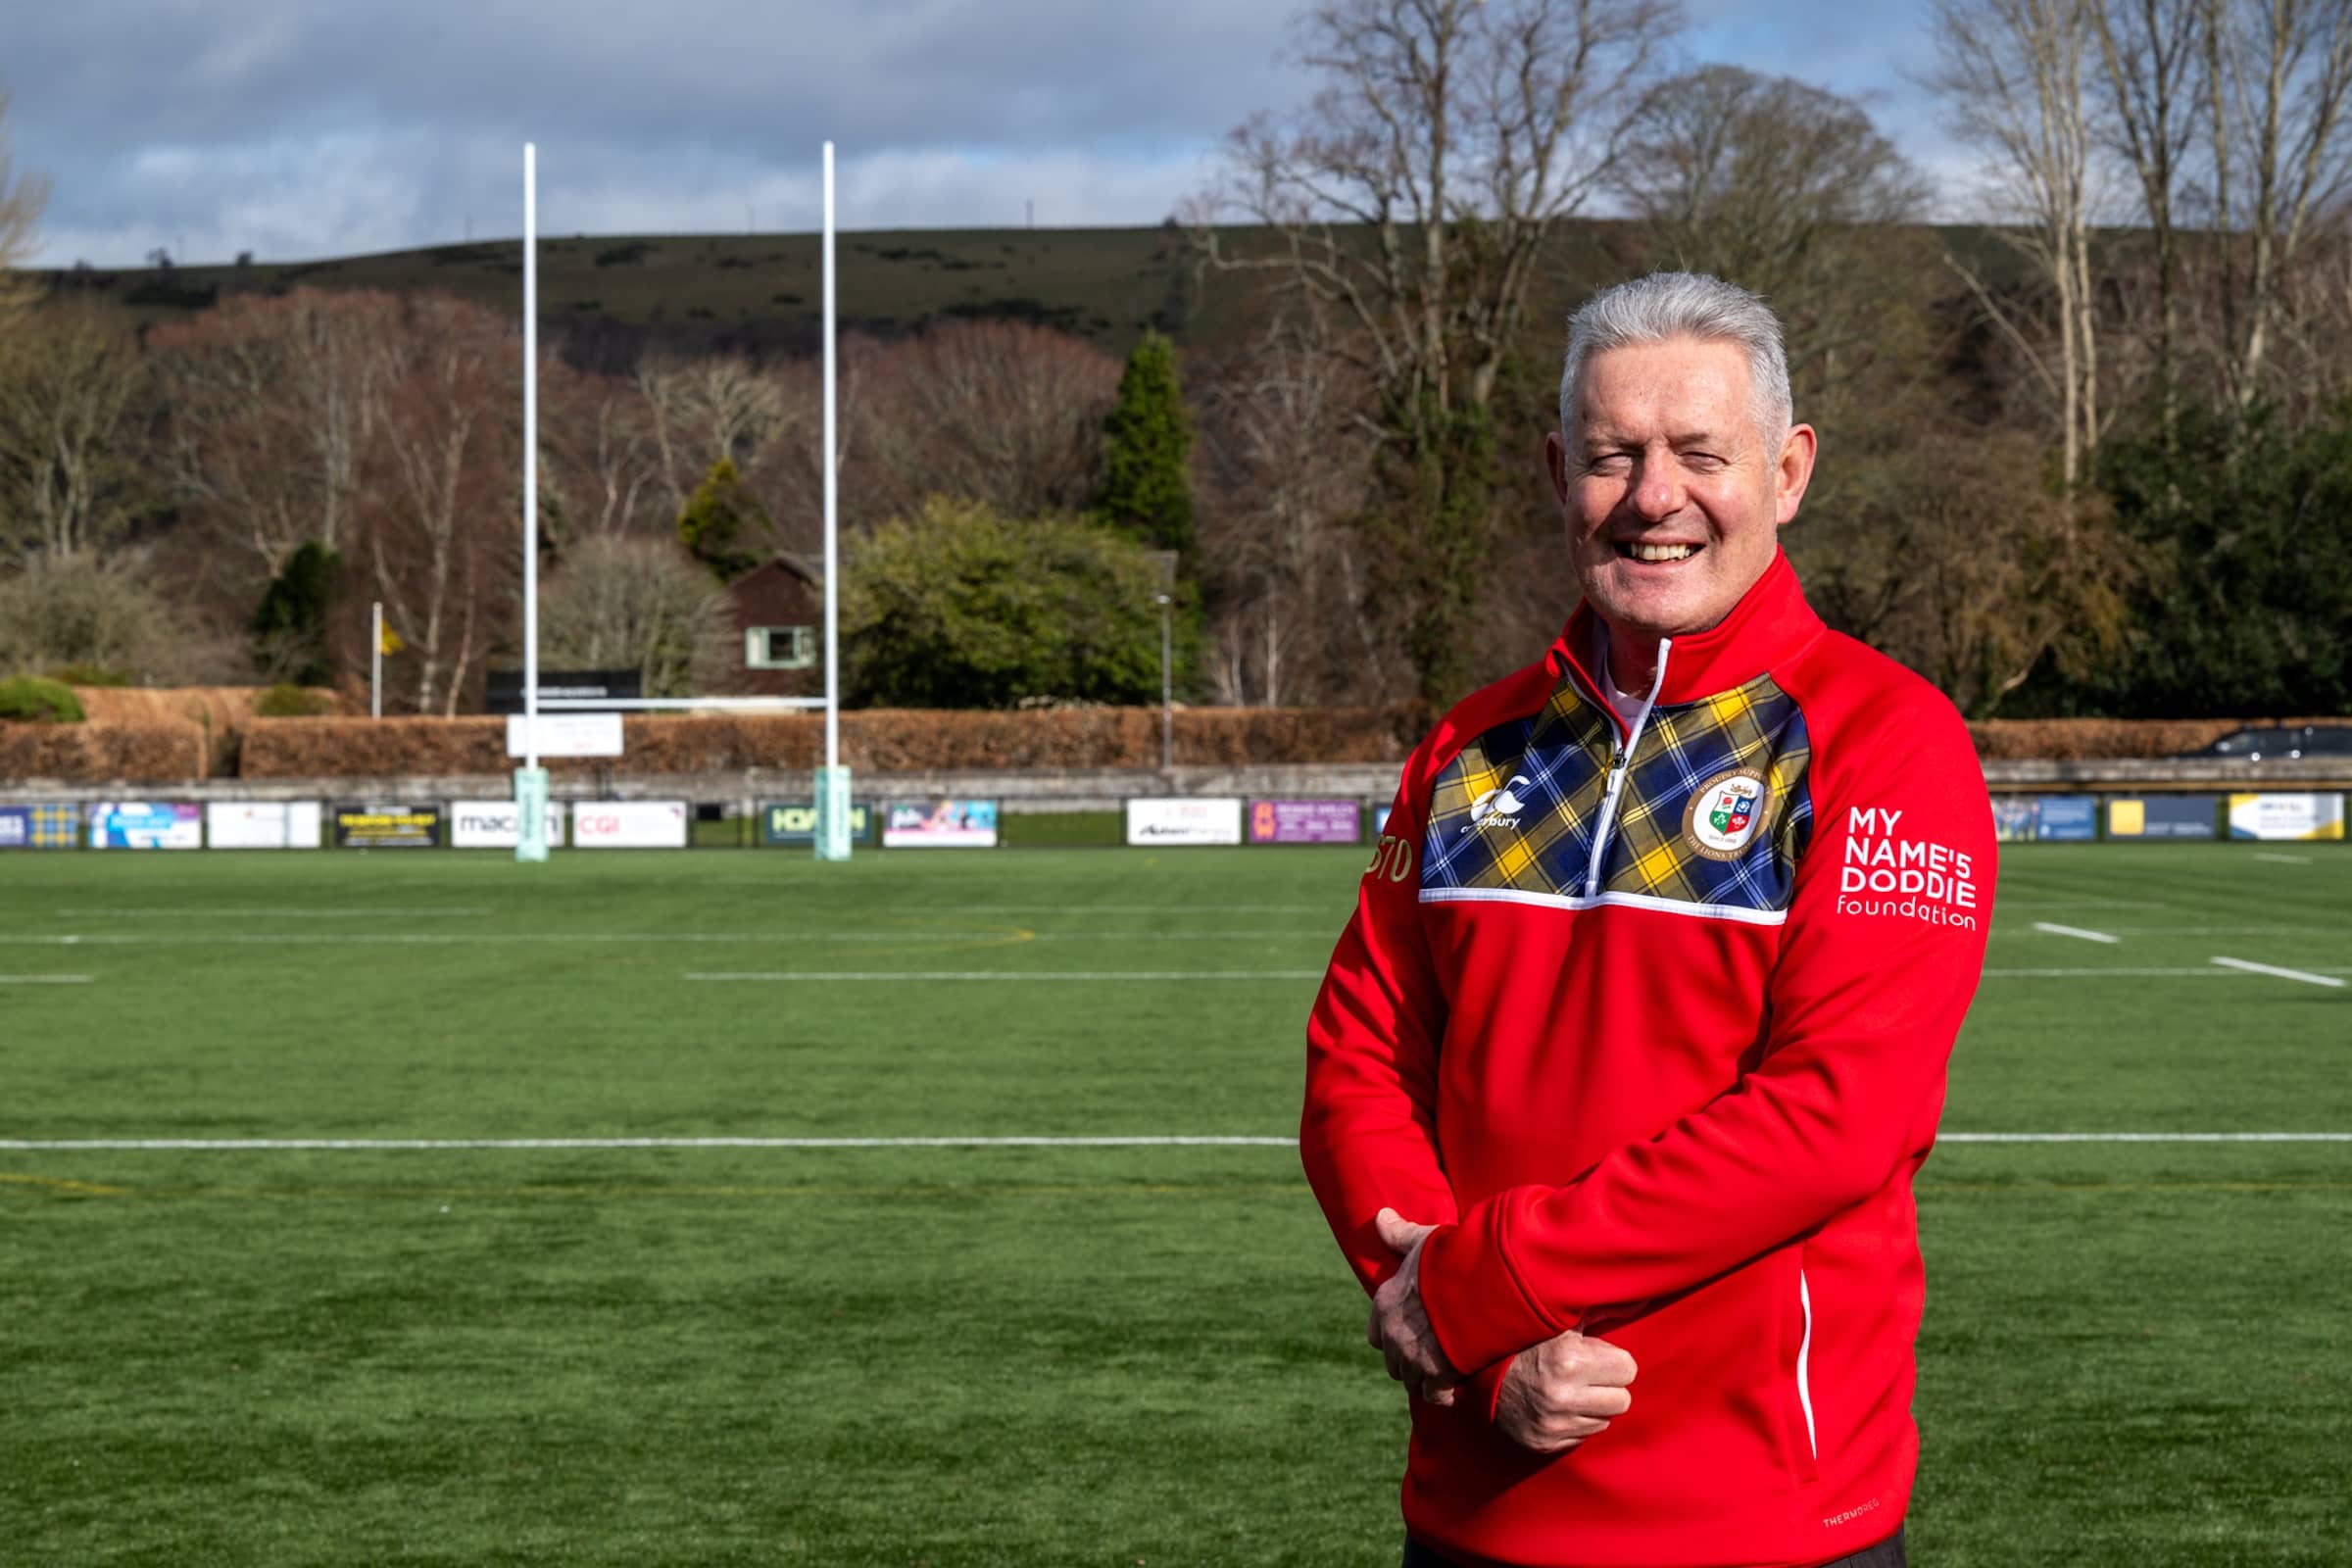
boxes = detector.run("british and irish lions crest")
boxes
[1686,768,1769,860]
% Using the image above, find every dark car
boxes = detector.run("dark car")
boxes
[2192,723,2352,761]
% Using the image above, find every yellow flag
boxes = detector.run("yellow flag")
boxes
[379,623,405,656]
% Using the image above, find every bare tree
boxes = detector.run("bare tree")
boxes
[150,289,392,584]
[1201,0,1678,700]
[1929,0,2106,487]
[1195,309,1383,705]
[537,353,670,543]
[1608,66,1936,418]
[636,352,790,513]
[536,534,734,698]
[0,85,48,315]
[2093,0,2204,434]
[0,302,154,561]
[2197,0,2352,406]
[360,296,520,715]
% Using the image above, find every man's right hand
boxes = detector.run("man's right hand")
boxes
[1492,1330,1637,1454]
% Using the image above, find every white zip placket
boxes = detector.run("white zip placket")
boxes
[1579,637,1672,897]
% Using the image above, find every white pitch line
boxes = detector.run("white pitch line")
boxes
[2210,956,2346,989]
[685,970,1323,982]
[1982,967,2238,978]
[0,932,1331,949]
[0,974,92,985]
[0,1132,2344,1152]
[53,906,495,918]
[0,1136,1300,1152]
[2033,921,2120,945]
[2252,853,2313,865]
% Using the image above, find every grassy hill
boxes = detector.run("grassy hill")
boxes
[36,220,2039,369]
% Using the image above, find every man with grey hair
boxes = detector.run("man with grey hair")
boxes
[1302,272,1993,1567]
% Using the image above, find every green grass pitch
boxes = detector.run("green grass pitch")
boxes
[1,843,2345,1565]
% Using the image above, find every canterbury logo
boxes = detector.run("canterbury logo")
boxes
[1464,775,1531,834]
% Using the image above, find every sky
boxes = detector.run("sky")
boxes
[10,0,1968,270]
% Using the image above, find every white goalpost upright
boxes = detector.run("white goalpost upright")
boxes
[512,141,852,863]
[514,141,550,863]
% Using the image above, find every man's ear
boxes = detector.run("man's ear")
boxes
[1774,423,1818,528]
[1544,430,1573,510]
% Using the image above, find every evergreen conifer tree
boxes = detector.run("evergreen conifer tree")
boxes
[676,457,769,582]
[1096,330,1195,557]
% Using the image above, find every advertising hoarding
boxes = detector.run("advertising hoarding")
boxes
[2227,792,2346,842]
[505,712,624,759]
[883,800,999,849]
[486,668,642,714]
[205,802,322,850]
[333,804,443,849]
[760,802,874,846]
[570,801,689,849]
[2106,795,2218,841]
[1249,799,1363,845]
[0,804,78,849]
[449,801,568,850]
[87,802,202,850]
[1990,795,2098,842]
[1125,797,1244,847]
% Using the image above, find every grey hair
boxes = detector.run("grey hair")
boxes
[1558,271,1792,447]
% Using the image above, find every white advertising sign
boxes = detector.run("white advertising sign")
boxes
[570,801,689,849]
[1125,797,1244,848]
[449,800,568,850]
[205,801,321,850]
[506,712,624,759]
[2227,792,2346,842]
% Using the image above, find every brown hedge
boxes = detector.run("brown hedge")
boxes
[0,721,212,783]
[237,707,1425,778]
[1965,716,2344,761]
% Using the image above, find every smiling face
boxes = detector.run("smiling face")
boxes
[1547,335,1816,648]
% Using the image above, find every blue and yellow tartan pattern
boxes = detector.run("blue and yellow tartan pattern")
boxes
[1421,670,1814,913]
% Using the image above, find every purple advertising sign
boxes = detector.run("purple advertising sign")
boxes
[1249,799,1363,845]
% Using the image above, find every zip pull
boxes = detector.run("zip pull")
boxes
[1581,637,1672,897]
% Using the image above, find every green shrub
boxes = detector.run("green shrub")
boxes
[255,683,334,717]
[0,676,87,723]
[45,663,133,687]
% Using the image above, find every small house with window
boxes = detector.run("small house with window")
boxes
[723,554,823,698]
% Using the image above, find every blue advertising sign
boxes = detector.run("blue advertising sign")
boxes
[2107,795,2218,841]
[2036,796,2098,841]
[0,804,79,849]
[87,802,203,850]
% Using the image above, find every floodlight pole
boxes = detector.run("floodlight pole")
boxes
[514,142,550,863]
[814,140,852,861]
[370,601,383,719]
[1157,594,1173,772]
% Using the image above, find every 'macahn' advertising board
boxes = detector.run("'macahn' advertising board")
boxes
[87,802,203,850]
[1125,797,1244,847]
[449,801,568,850]
[570,801,689,849]
[333,804,444,849]
[206,802,322,850]
[2227,792,2347,842]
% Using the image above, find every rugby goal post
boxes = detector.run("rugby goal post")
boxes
[513,142,852,862]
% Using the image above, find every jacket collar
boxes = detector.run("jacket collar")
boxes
[1548,549,1825,728]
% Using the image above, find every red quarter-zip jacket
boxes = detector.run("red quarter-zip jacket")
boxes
[1303,554,1994,1568]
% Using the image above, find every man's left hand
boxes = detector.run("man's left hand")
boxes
[1367,1207,1461,1405]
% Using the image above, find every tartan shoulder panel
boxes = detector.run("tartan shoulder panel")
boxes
[1598,674,1814,912]
[1420,673,1616,896]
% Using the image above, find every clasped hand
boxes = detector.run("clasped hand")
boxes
[1368,1208,1638,1453]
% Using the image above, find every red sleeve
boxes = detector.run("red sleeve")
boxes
[1415,692,1996,1370]
[1299,755,1458,1296]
